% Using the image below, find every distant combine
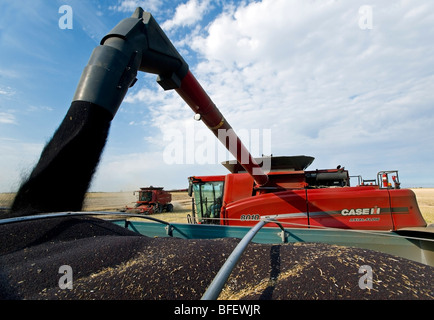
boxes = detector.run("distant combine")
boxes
[123,186,173,214]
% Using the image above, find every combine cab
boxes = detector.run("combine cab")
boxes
[124,187,173,214]
[188,156,426,231]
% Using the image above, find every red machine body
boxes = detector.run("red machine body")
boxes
[188,157,426,231]
[125,187,173,214]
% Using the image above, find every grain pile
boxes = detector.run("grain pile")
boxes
[0,216,432,300]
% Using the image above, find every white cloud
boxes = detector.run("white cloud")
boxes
[0,112,16,124]
[0,138,43,192]
[0,69,20,79]
[0,86,15,97]
[161,0,211,30]
[109,0,162,13]
[187,1,434,149]
[26,105,54,112]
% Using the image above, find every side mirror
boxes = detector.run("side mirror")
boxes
[188,181,193,197]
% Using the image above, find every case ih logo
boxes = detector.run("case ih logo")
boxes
[341,207,381,216]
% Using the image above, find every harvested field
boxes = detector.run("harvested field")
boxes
[1,188,433,223]
[0,190,192,223]
[411,188,434,225]
[77,188,434,224]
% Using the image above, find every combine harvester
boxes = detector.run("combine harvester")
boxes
[123,186,173,214]
[187,156,426,232]
[1,8,433,300]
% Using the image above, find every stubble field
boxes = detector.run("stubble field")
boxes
[86,189,434,225]
[1,188,433,224]
[82,190,192,223]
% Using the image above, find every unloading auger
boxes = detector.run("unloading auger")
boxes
[9,7,267,218]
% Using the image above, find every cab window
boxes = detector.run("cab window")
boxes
[193,181,224,224]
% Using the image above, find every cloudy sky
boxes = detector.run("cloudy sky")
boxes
[0,0,433,192]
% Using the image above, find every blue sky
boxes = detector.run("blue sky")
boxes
[1,0,433,192]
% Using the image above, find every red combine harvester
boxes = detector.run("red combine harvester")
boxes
[124,187,173,214]
[187,156,426,230]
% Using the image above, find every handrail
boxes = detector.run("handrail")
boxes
[201,219,279,300]
[0,211,172,227]
[2,211,431,244]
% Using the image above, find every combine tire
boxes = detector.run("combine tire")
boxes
[166,204,174,212]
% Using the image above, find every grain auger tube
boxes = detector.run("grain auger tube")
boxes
[9,7,267,218]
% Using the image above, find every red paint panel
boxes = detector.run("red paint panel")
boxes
[388,189,426,229]
[225,190,309,228]
[307,187,393,230]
